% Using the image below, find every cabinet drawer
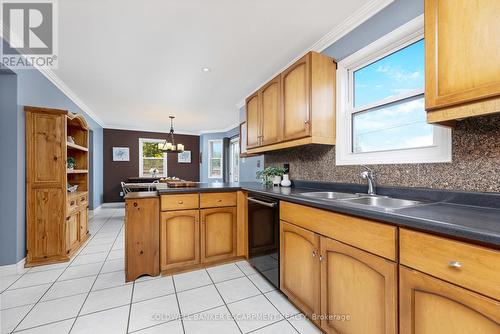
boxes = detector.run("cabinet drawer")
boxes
[280,201,397,261]
[400,229,500,300]
[161,194,199,211]
[78,193,88,207]
[67,197,78,214]
[200,192,237,208]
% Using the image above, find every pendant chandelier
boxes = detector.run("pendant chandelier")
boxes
[161,116,184,153]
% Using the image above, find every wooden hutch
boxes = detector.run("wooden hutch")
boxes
[25,106,90,267]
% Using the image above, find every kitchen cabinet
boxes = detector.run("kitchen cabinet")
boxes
[246,92,260,149]
[280,221,320,321]
[201,207,237,263]
[400,267,500,334]
[245,51,336,154]
[282,54,310,141]
[125,194,160,282]
[425,0,500,124]
[66,211,80,254]
[160,210,200,271]
[320,237,397,334]
[260,75,282,146]
[25,106,90,267]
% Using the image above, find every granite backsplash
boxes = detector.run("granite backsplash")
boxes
[265,115,500,193]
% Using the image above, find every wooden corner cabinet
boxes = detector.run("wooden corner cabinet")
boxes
[246,51,336,154]
[425,0,500,124]
[25,106,90,267]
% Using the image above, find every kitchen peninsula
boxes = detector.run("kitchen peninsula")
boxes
[124,181,500,333]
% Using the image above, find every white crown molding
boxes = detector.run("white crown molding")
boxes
[235,0,394,105]
[236,99,245,111]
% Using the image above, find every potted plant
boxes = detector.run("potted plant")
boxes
[256,167,287,186]
[67,157,76,170]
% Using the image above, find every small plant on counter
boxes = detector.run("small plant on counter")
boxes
[256,167,287,186]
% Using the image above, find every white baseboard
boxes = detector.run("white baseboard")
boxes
[0,257,26,275]
[101,202,125,208]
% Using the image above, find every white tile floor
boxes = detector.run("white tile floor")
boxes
[0,207,320,334]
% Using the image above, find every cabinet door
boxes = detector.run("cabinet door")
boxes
[280,221,320,321]
[320,237,397,334]
[66,212,80,254]
[281,54,311,141]
[400,267,500,334]
[260,75,282,146]
[160,210,200,271]
[246,93,261,148]
[79,207,88,240]
[200,207,237,263]
[425,0,500,110]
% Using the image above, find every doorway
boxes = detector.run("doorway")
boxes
[229,137,239,182]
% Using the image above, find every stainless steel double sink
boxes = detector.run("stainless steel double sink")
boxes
[298,191,422,211]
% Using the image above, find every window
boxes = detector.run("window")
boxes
[139,138,167,177]
[336,16,451,165]
[208,139,223,178]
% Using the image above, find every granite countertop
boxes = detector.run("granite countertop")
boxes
[156,182,500,247]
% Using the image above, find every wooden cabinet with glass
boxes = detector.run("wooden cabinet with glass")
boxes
[245,51,336,154]
[25,106,90,267]
[425,0,500,124]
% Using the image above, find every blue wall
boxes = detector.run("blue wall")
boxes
[199,123,263,183]
[1,45,104,265]
[323,0,423,60]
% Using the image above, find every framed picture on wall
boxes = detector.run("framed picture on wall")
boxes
[113,147,130,161]
[178,150,191,163]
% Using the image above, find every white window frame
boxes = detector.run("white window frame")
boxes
[208,139,223,179]
[336,15,451,166]
[138,138,168,177]
[229,137,240,182]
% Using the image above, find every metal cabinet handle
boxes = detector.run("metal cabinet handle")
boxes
[304,120,309,124]
[312,250,317,257]
[319,255,324,262]
[70,200,75,205]
[448,261,462,269]
[178,200,183,204]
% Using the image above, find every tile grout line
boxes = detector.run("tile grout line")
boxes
[204,267,244,334]
[67,209,125,333]
[171,275,186,334]
[9,209,119,334]
[125,280,135,333]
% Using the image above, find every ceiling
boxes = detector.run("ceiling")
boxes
[56,0,374,134]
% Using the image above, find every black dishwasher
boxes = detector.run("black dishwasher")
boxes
[247,194,279,289]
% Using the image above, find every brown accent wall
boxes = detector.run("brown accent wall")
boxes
[103,129,200,203]
[265,115,500,193]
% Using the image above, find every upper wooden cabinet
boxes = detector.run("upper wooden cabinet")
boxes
[260,75,282,145]
[246,92,260,149]
[320,237,397,334]
[425,0,500,124]
[282,54,310,141]
[400,267,500,334]
[246,51,336,153]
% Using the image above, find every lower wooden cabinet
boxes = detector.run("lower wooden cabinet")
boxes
[160,210,200,271]
[200,207,237,263]
[320,237,397,334]
[280,221,320,321]
[80,207,88,238]
[66,211,80,254]
[400,266,500,334]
